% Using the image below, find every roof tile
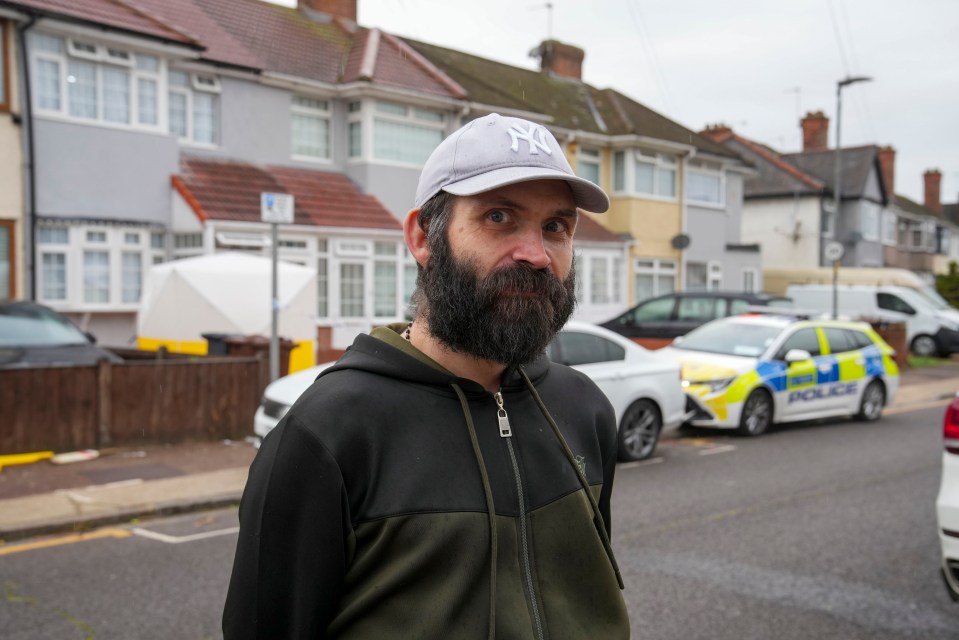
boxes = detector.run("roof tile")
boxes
[177,157,401,231]
[8,0,196,44]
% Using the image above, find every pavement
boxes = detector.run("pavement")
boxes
[2,363,959,544]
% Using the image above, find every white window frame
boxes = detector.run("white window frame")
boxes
[685,161,725,208]
[860,202,881,242]
[35,223,153,309]
[589,255,610,304]
[938,226,951,255]
[634,258,677,301]
[168,68,220,146]
[291,95,332,162]
[37,226,70,303]
[577,147,602,187]
[339,261,366,319]
[742,267,758,293]
[612,148,678,201]
[580,251,624,306]
[351,99,446,167]
[926,221,938,252]
[881,210,897,246]
[30,32,163,132]
[708,260,723,291]
[347,100,363,159]
[173,232,204,259]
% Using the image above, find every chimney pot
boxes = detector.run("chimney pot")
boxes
[699,124,733,143]
[800,111,830,152]
[924,169,943,214]
[535,40,585,81]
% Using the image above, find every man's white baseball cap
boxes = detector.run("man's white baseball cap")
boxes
[414,113,610,213]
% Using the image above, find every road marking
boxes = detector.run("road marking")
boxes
[132,526,239,544]
[699,444,737,456]
[884,397,952,416]
[619,457,664,469]
[54,478,145,494]
[0,528,131,556]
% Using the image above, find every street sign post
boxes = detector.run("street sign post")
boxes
[824,241,845,319]
[261,192,295,381]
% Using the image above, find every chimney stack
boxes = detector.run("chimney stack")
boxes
[299,0,356,22]
[878,146,896,197]
[699,124,733,143]
[534,40,585,81]
[800,111,829,152]
[924,169,943,213]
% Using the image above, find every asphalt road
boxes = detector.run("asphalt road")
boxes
[2,403,958,639]
[614,403,959,639]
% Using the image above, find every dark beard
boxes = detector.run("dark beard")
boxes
[418,238,576,367]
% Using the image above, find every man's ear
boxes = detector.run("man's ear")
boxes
[404,208,430,267]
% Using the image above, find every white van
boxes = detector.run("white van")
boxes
[785,283,959,357]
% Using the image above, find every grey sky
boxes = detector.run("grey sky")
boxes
[272,0,959,206]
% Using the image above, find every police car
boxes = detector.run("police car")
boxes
[659,313,900,436]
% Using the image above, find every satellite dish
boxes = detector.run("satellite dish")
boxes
[671,234,691,250]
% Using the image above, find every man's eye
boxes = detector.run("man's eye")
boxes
[488,210,507,223]
[544,220,568,233]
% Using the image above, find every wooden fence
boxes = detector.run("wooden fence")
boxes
[0,356,264,454]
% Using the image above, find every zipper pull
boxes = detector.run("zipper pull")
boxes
[493,391,512,438]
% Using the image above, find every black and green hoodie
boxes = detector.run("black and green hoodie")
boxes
[223,325,630,639]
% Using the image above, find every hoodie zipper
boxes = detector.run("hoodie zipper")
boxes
[494,391,546,640]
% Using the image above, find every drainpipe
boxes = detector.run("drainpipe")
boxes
[679,150,696,290]
[16,14,37,300]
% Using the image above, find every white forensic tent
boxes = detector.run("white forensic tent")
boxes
[137,252,317,369]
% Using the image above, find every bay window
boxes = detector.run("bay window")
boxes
[612,149,677,199]
[31,32,162,130]
[340,263,365,318]
[372,101,444,165]
[578,147,601,186]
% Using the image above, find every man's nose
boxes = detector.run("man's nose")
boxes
[510,228,551,270]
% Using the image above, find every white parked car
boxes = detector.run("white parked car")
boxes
[253,321,685,462]
[938,394,959,602]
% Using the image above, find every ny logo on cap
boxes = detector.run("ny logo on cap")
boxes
[506,122,553,156]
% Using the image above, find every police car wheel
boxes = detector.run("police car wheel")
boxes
[911,334,939,357]
[738,389,772,437]
[857,380,885,422]
[617,399,662,462]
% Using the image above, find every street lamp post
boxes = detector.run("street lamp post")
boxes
[831,75,872,319]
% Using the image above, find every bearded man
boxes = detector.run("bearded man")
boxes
[224,113,630,640]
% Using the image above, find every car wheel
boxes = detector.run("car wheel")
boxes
[617,399,662,462]
[857,379,885,422]
[911,334,939,357]
[737,389,773,437]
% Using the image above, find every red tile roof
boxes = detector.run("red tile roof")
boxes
[9,0,468,93]
[8,0,197,45]
[176,157,401,231]
[576,213,624,244]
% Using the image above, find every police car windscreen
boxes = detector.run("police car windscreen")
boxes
[674,321,781,357]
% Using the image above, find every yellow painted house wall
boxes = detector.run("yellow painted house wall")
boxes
[566,144,685,306]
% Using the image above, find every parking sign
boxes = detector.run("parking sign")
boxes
[261,192,294,224]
